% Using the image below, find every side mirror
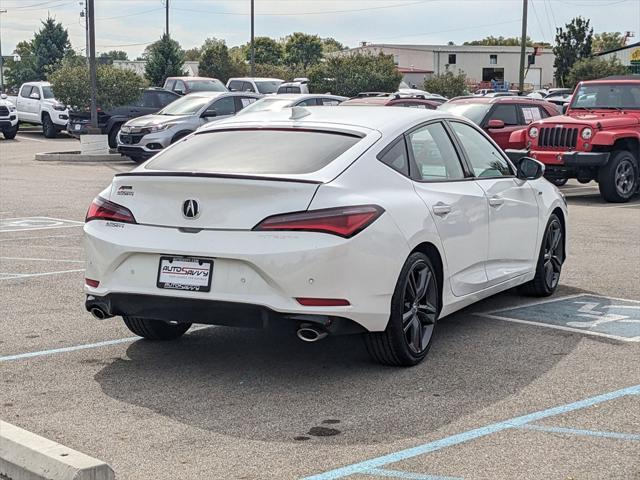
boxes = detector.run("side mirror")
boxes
[487,119,505,129]
[562,103,569,114]
[202,110,217,118]
[516,157,545,180]
[30,92,41,100]
[174,88,185,95]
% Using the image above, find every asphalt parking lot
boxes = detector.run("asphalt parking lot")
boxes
[1,131,639,480]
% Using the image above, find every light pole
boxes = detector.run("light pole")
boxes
[250,0,255,77]
[87,0,98,130]
[165,0,169,36]
[518,0,528,93]
[0,9,7,93]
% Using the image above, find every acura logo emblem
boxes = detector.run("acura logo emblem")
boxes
[182,199,200,219]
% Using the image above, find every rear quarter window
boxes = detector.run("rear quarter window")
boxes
[146,129,362,175]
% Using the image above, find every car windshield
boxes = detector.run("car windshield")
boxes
[42,86,55,99]
[146,129,361,174]
[438,103,491,124]
[187,80,227,92]
[158,95,213,115]
[255,81,283,94]
[238,97,294,114]
[571,83,640,110]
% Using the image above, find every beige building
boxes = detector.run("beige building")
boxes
[595,41,640,74]
[343,43,556,90]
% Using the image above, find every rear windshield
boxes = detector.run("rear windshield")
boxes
[146,129,362,175]
[187,80,227,92]
[255,81,283,94]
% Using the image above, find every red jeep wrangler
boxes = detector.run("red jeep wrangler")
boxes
[506,77,640,202]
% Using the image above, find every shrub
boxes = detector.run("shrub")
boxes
[423,69,468,98]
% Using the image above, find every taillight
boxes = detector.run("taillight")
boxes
[296,298,350,307]
[85,278,100,288]
[253,205,384,238]
[86,196,136,224]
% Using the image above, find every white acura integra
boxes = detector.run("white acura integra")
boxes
[84,106,567,366]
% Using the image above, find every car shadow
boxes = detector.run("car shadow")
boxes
[94,286,587,445]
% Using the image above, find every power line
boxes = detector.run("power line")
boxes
[97,7,163,21]
[370,19,521,41]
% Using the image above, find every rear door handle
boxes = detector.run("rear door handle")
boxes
[489,196,504,207]
[432,203,452,216]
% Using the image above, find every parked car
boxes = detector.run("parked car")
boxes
[7,81,68,138]
[237,94,347,115]
[162,77,227,95]
[474,89,495,96]
[68,88,180,148]
[276,80,310,94]
[117,91,260,162]
[84,106,566,366]
[506,77,640,202]
[226,77,283,94]
[396,89,448,102]
[438,96,559,149]
[341,95,441,109]
[0,94,19,139]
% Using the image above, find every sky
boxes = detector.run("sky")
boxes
[0,0,638,59]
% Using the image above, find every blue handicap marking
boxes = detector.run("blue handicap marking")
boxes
[482,294,640,341]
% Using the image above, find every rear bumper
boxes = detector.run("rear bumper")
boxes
[85,293,365,334]
[506,149,610,167]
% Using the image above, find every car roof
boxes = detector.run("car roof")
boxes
[580,77,640,84]
[447,96,549,105]
[265,93,345,100]
[185,91,260,99]
[203,105,451,134]
[24,81,51,86]
[228,77,283,82]
[166,76,220,82]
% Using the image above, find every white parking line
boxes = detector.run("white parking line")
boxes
[0,256,84,263]
[14,134,46,143]
[0,268,84,280]
[0,233,83,242]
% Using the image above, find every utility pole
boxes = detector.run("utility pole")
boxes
[250,0,255,77]
[0,9,6,93]
[518,0,528,93]
[87,0,98,130]
[84,2,89,59]
[165,0,169,36]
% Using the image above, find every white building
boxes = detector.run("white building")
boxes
[343,43,556,90]
[112,60,200,77]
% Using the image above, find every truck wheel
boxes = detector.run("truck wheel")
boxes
[123,317,191,340]
[42,114,57,138]
[550,178,568,187]
[3,125,18,140]
[108,124,122,149]
[598,150,637,203]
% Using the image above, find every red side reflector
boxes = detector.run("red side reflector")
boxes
[296,297,350,307]
[86,196,136,224]
[85,278,100,288]
[253,205,384,238]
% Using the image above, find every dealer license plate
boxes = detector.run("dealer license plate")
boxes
[157,256,213,292]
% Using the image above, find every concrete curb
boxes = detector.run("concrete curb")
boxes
[0,420,115,480]
[35,151,131,163]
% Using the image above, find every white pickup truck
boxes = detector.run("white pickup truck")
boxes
[7,81,69,138]
[0,94,19,139]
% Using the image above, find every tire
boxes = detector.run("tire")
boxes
[364,252,439,367]
[42,114,57,138]
[550,178,568,187]
[598,150,638,203]
[2,125,18,140]
[519,213,564,297]
[108,124,122,149]
[171,131,191,144]
[123,317,191,340]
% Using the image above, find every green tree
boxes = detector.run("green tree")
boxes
[144,34,185,86]
[5,41,38,89]
[32,16,72,79]
[322,37,345,54]
[49,57,145,111]
[308,52,402,97]
[199,38,236,82]
[245,37,283,65]
[284,32,323,68]
[553,16,593,87]
[98,50,128,64]
[424,68,468,98]
[566,56,629,87]
[464,35,549,47]
[592,32,625,53]
[184,47,201,61]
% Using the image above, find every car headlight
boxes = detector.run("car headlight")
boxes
[581,127,592,140]
[53,104,66,111]
[529,126,539,138]
[149,123,175,132]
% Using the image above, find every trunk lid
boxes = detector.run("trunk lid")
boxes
[109,173,320,230]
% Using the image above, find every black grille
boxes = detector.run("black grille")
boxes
[538,126,579,149]
[120,134,144,145]
[0,106,9,116]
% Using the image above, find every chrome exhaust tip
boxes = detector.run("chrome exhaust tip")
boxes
[90,307,108,320]
[296,326,328,342]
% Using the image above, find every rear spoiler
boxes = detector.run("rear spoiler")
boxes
[114,171,323,185]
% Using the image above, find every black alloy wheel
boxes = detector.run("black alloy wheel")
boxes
[401,260,438,355]
[520,213,564,297]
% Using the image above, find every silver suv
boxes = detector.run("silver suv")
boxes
[117,91,260,162]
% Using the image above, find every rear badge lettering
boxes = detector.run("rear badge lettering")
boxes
[116,185,134,196]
